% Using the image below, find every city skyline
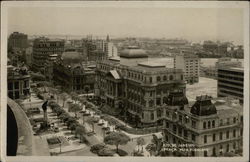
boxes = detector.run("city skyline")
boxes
[8,7,244,45]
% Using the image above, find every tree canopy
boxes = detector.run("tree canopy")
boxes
[104,132,130,153]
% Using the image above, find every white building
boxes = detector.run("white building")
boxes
[174,51,200,84]
[106,42,118,58]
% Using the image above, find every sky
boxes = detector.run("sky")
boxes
[7,7,244,44]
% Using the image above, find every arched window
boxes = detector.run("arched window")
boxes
[151,113,154,120]
[169,75,173,80]
[157,76,161,82]
[149,100,154,107]
[163,75,167,81]
[212,120,215,128]
[203,122,207,129]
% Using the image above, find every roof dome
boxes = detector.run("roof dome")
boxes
[120,46,148,58]
[190,95,217,116]
[61,51,83,65]
[167,92,189,106]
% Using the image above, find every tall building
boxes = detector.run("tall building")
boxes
[174,51,200,84]
[201,58,242,79]
[217,67,244,104]
[96,46,186,127]
[8,32,28,51]
[106,42,118,58]
[7,65,30,99]
[32,37,64,73]
[44,54,58,82]
[161,95,243,157]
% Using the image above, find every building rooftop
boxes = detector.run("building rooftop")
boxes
[120,46,148,58]
[138,62,166,68]
[61,51,84,65]
[186,96,242,118]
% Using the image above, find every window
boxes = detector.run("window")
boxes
[151,113,154,120]
[233,129,236,137]
[208,121,211,129]
[169,75,173,80]
[204,150,207,157]
[149,77,152,83]
[226,118,230,125]
[213,134,216,141]
[163,75,167,81]
[157,76,161,82]
[166,122,169,128]
[212,147,216,156]
[184,129,188,138]
[233,117,237,123]
[192,120,196,128]
[220,119,223,126]
[226,131,229,139]
[149,100,154,107]
[142,113,144,119]
[204,135,207,143]
[178,127,182,136]
[156,98,161,105]
[14,82,19,89]
[203,122,207,129]
[8,82,13,90]
[179,115,182,123]
[157,109,162,117]
[192,134,196,141]
[173,125,177,134]
[212,120,215,128]
[191,151,195,156]
[233,142,236,149]
[166,111,169,117]
[181,75,184,80]
[220,132,223,140]
[226,144,229,152]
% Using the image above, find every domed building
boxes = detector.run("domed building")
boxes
[162,95,243,157]
[190,95,217,116]
[119,46,148,66]
[61,49,84,65]
[53,49,95,93]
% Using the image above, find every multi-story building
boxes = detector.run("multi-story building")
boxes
[96,46,186,127]
[32,37,64,73]
[106,42,118,58]
[201,58,242,79]
[217,67,244,104]
[25,46,33,66]
[7,65,30,99]
[8,32,28,51]
[53,50,95,93]
[174,51,200,84]
[161,95,243,157]
[44,54,58,82]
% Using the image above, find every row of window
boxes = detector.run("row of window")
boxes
[218,74,244,82]
[204,129,242,144]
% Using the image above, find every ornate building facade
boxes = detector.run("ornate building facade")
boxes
[161,95,243,157]
[95,46,186,127]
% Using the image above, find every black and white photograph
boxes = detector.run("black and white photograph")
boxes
[1,1,249,162]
